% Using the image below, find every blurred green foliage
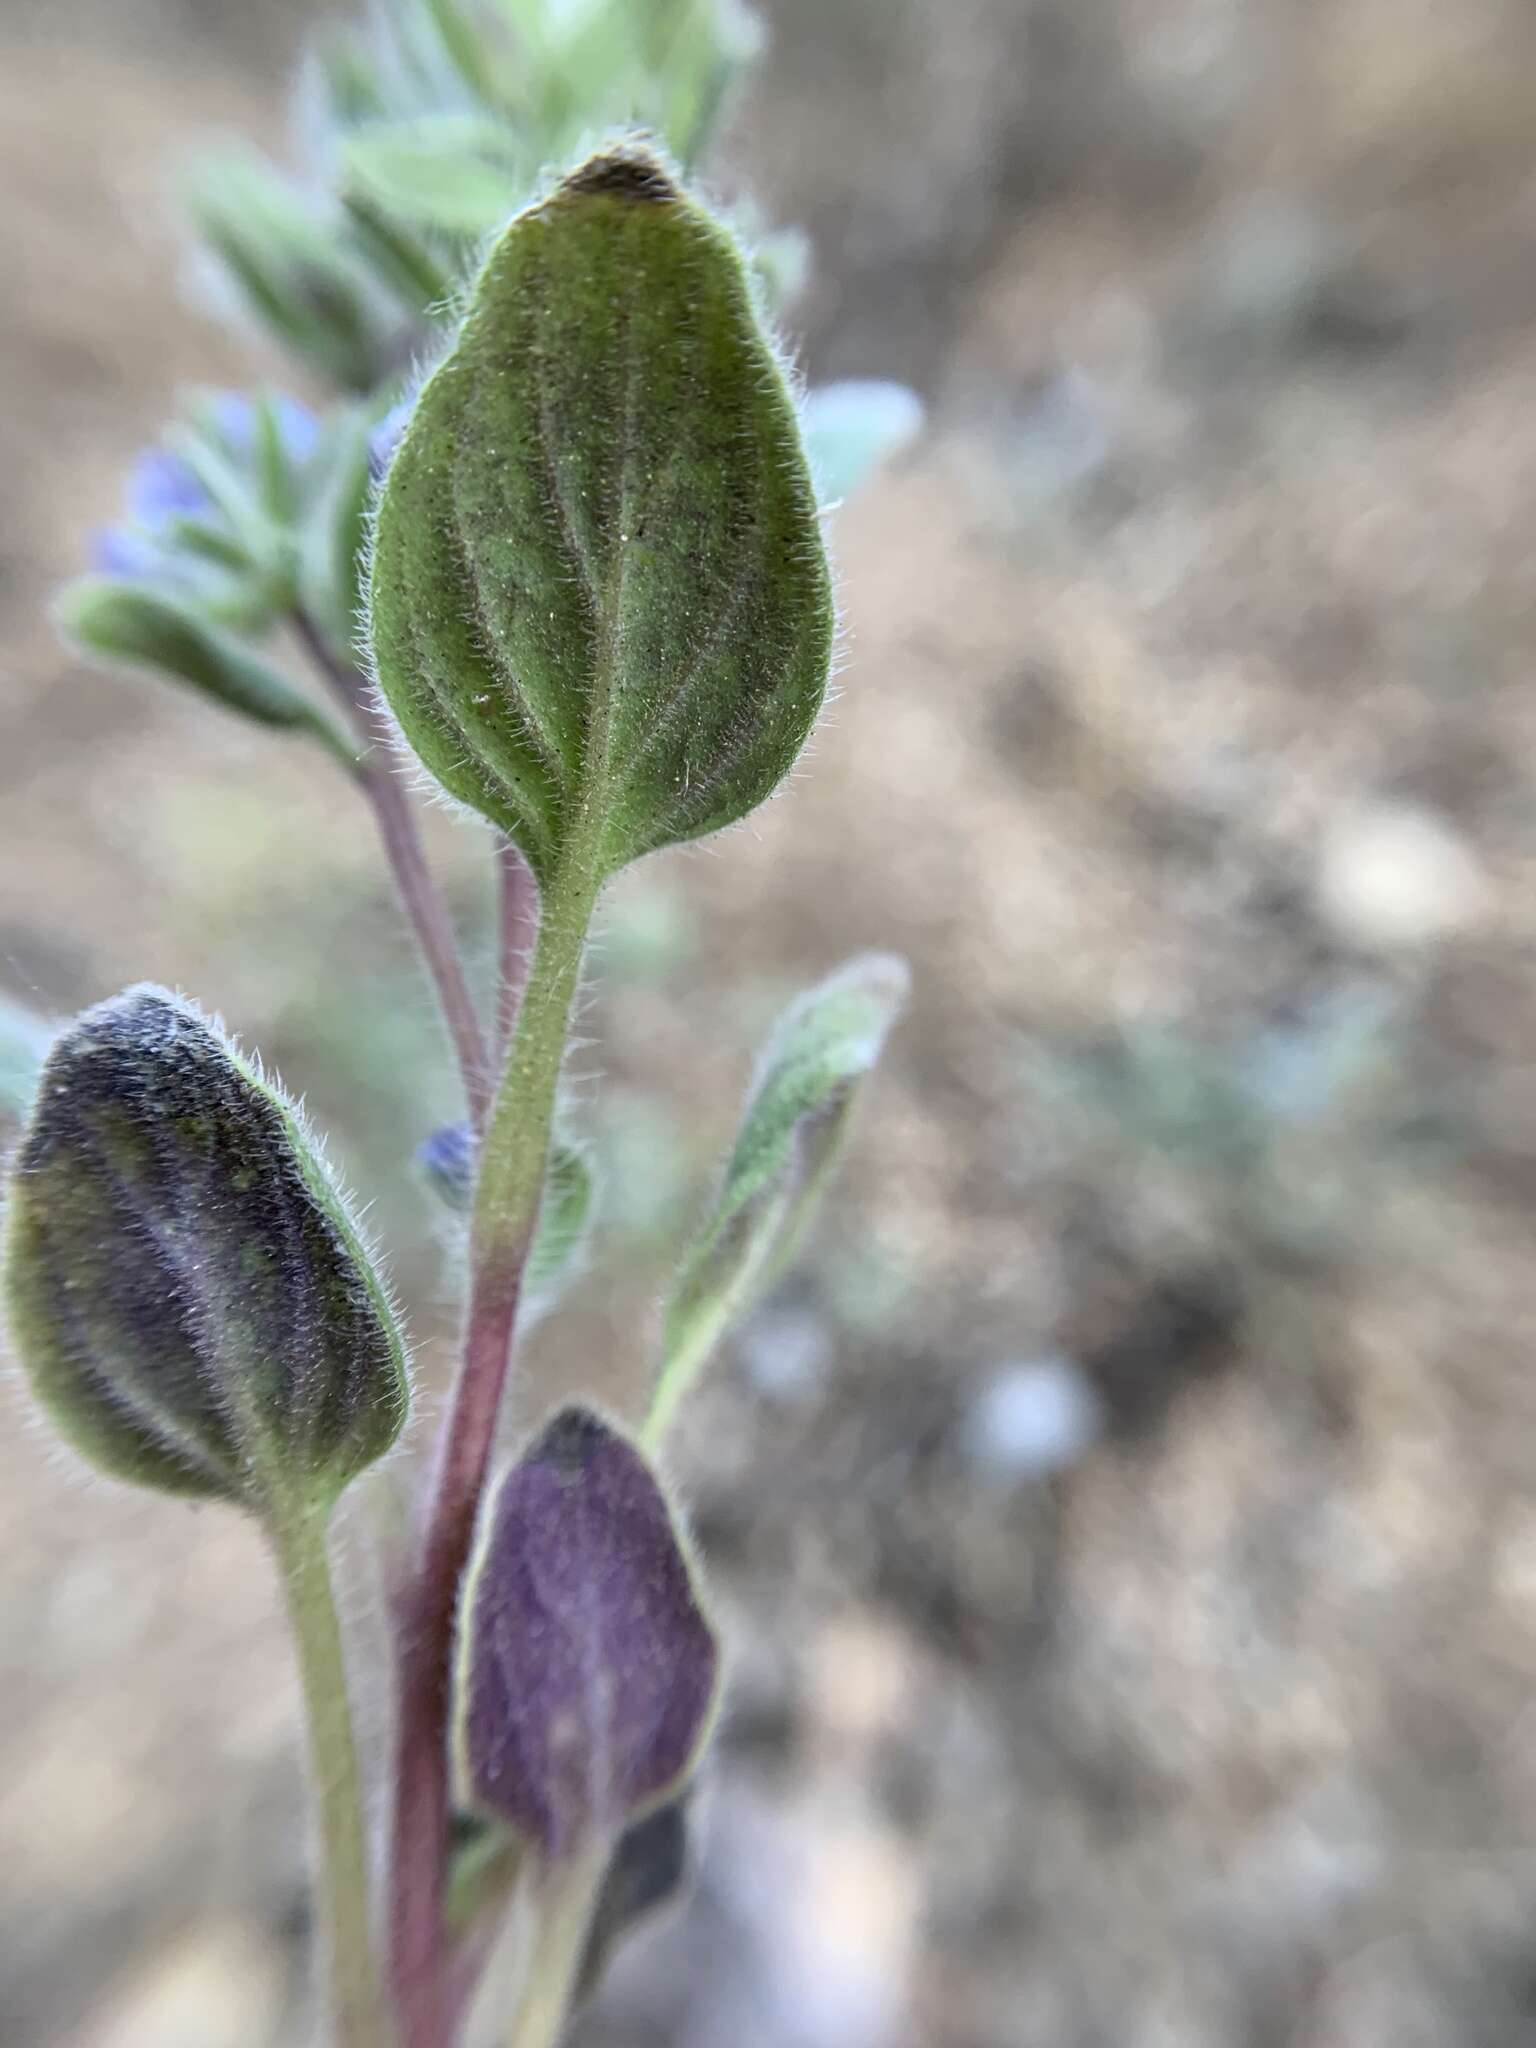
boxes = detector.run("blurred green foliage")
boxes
[1015,983,1464,1275]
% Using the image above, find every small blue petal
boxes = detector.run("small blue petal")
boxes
[210,392,258,448]
[273,396,322,464]
[416,1121,476,1211]
[92,526,159,577]
[212,391,321,466]
[124,449,209,528]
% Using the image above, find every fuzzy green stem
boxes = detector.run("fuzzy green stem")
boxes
[643,1269,758,1453]
[494,836,541,1065]
[643,1188,793,1452]
[387,850,601,2048]
[271,1507,388,2048]
[503,1851,607,2048]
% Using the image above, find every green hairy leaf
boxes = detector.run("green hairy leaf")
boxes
[3,987,409,1513]
[57,579,358,768]
[369,145,833,891]
[647,951,909,1441]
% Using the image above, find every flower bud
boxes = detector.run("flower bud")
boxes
[3,987,408,1514]
[455,1406,718,1861]
[91,393,320,607]
[416,1120,478,1213]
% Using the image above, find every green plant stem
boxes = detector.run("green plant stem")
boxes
[494,835,540,1063]
[503,1851,606,2048]
[293,611,493,1124]
[643,1264,759,1452]
[387,851,600,2048]
[271,1506,388,2048]
[643,1182,795,1451]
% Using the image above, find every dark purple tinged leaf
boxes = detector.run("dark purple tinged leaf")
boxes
[3,986,407,1509]
[458,1406,719,1861]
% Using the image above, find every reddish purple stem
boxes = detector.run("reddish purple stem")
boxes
[293,613,492,1128]
[388,1246,530,2043]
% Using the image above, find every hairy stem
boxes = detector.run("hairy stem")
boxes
[502,1851,606,2048]
[293,612,492,1125]
[644,1174,799,1451]
[271,1507,388,2048]
[387,853,600,2048]
[493,836,541,1064]
[642,1281,748,1452]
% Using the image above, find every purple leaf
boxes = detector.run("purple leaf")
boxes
[457,1407,719,1861]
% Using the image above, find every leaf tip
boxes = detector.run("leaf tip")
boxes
[560,146,681,208]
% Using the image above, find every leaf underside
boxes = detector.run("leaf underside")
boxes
[369,146,833,886]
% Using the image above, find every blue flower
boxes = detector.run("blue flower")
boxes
[212,392,322,467]
[124,446,211,527]
[416,1121,476,1212]
[92,392,320,586]
[93,447,210,578]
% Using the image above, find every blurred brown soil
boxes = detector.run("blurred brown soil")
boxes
[8,3,1536,2045]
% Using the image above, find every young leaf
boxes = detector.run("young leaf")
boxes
[56,579,358,770]
[308,23,391,131]
[369,145,833,892]
[455,1406,719,1861]
[802,380,924,505]
[419,0,499,103]
[188,152,396,394]
[524,1141,594,1315]
[343,114,524,236]
[3,987,409,1513]
[340,194,455,318]
[647,952,909,1443]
